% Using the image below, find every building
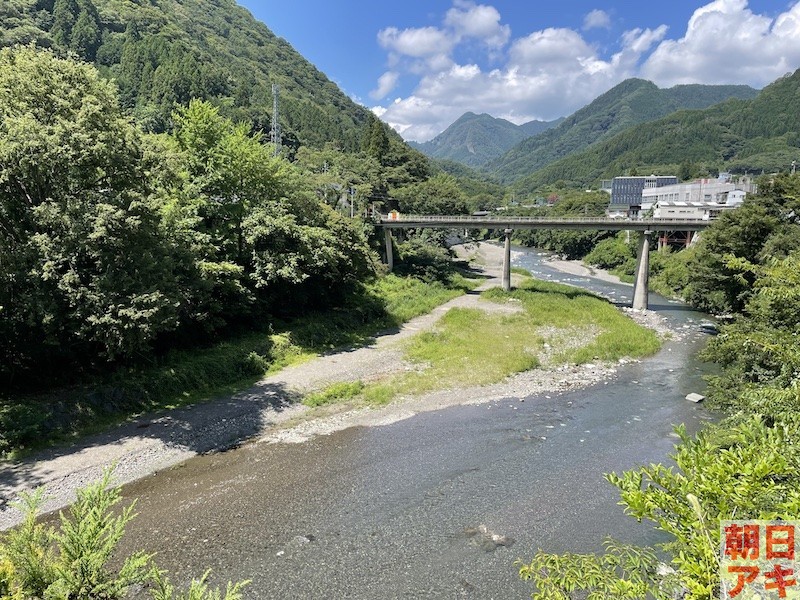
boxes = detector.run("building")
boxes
[646,175,756,220]
[605,175,679,217]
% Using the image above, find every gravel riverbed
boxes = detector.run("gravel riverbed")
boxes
[0,243,675,530]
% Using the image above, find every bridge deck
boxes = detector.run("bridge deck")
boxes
[379,215,710,231]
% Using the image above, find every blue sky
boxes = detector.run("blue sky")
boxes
[240,1,800,141]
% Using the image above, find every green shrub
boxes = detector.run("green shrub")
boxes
[395,237,456,283]
[0,469,248,600]
[518,539,681,599]
[584,234,635,270]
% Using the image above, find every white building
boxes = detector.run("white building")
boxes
[643,175,756,220]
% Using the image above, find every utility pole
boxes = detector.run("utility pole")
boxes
[349,188,356,218]
[270,84,281,157]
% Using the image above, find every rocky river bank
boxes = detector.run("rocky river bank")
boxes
[0,242,678,530]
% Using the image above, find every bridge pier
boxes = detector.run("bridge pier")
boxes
[632,230,652,311]
[502,229,512,292]
[384,229,393,272]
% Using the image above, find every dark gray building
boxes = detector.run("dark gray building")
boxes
[607,176,678,216]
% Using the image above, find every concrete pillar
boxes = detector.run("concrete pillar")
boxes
[632,230,652,311]
[502,228,512,292]
[384,228,393,272]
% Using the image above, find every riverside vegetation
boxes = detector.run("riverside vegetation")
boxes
[517,174,800,598]
[0,469,247,599]
[0,45,492,458]
[303,277,660,410]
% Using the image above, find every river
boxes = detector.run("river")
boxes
[117,247,717,599]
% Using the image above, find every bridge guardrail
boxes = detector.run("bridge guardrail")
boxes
[378,214,711,227]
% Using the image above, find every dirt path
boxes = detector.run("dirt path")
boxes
[0,242,658,530]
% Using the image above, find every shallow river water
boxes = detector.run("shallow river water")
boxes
[118,248,718,599]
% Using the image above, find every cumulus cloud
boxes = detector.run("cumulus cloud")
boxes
[377,26,455,59]
[371,0,800,142]
[583,9,612,31]
[445,1,511,48]
[640,0,800,87]
[370,71,399,100]
[374,24,659,141]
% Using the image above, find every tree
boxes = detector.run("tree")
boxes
[395,173,468,215]
[171,100,378,313]
[0,46,190,382]
[363,116,390,164]
[50,0,78,48]
[682,199,783,313]
[70,0,102,60]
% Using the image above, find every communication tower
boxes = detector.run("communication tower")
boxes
[271,84,281,157]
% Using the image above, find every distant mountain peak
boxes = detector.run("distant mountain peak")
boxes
[413,112,562,168]
[485,77,759,185]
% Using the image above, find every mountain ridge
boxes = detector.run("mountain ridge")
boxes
[510,69,800,193]
[1,0,379,151]
[484,78,759,183]
[411,112,562,168]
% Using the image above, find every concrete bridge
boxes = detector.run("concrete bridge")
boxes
[379,215,711,310]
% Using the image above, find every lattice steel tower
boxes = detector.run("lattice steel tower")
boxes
[271,84,281,157]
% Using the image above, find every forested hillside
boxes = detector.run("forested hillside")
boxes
[487,78,757,184]
[511,69,800,193]
[0,47,387,391]
[411,112,561,168]
[2,0,376,151]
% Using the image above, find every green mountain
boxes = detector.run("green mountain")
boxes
[1,0,377,151]
[486,78,758,184]
[411,112,561,168]
[512,69,800,194]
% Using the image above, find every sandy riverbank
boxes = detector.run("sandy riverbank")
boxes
[0,242,667,529]
[545,256,623,285]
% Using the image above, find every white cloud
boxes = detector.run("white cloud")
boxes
[641,0,800,87]
[445,1,511,48]
[372,0,800,142]
[377,26,455,58]
[583,9,612,31]
[375,23,655,141]
[370,71,399,100]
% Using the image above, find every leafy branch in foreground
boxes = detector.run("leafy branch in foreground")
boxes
[0,469,248,599]
[518,538,682,599]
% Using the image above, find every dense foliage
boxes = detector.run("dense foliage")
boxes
[486,78,757,186]
[1,0,375,149]
[511,71,800,193]
[0,46,379,389]
[520,173,800,599]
